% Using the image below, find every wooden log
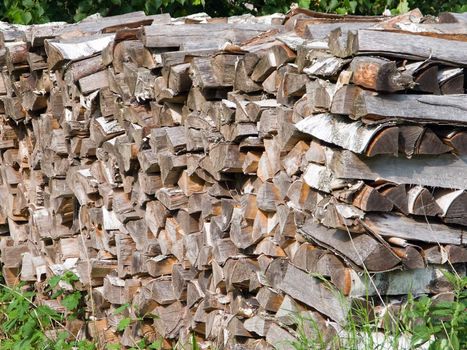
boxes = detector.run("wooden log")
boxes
[439,12,467,24]
[304,21,380,40]
[265,260,347,323]
[300,220,399,272]
[352,91,467,125]
[141,23,279,49]
[250,44,295,82]
[406,185,442,217]
[329,149,467,190]
[45,34,115,70]
[438,67,464,95]
[435,189,467,226]
[363,213,465,245]
[378,184,409,215]
[348,265,466,297]
[353,184,393,212]
[349,56,414,92]
[296,113,395,155]
[330,29,467,65]
[398,125,424,157]
[303,56,350,78]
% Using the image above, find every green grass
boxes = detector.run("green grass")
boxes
[288,270,467,350]
[0,269,465,349]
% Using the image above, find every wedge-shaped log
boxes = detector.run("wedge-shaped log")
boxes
[296,113,396,155]
[299,220,400,272]
[266,260,348,323]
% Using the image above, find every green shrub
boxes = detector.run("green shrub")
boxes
[0,272,96,350]
[290,270,467,350]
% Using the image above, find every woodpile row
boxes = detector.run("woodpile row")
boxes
[0,7,466,349]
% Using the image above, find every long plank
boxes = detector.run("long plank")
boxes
[142,23,281,49]
[362,213,465,245]
[340,29,467,65]
[329,149,467,190]
[354,93,467,125]
[32,13,171,46]
[380,23,467,41]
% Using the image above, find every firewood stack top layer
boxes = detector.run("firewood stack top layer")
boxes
[0,7,466,349]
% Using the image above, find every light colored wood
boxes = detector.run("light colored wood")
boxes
[363,213,465,245]
[330,149,467,190]
[266,260,348,323]
[300,219,399,272]
[331,29,467,65]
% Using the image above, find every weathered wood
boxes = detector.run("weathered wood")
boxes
[349,56,414,92]
[142,24,280,49]
[45,34,115,70]
[330,29,467,65]
[330,150,467,190]
[435,189,467,226]
[353,91,467,125]
[406,185,442,217]
[300,219,399,272]
[266,260,347,323]
[348,265,466,297]
[296,113,393,155]
[363,213,465,245]
[439,12,467,24]
[2,11,467,348]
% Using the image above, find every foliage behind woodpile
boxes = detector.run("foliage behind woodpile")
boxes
[1,0,467,24]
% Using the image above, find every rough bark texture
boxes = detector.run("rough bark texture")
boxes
[0,8,466,350]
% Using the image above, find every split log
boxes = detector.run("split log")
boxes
[363,213,465,245]
[296,113,396,155]
[329,149,467,190]
[349,56,414,92]
[330,29,467,65]
[266,260,348,323]
[300,219,399,272]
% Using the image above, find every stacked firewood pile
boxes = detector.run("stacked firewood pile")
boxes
[0,7,466,349]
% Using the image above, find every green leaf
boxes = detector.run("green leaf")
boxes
[335,7,348,14]
[396,0,410,14]
[327,0,339,11]
[114,303,130,315]
[48,275,62,289]
[21,11,32,24]
[106,344,121,350]
[51,289,64,299]
[117,317,131,332]
[62,271,79,284]
[22,0,34,7]
[450,333,460,350]
[412,324,433,346]
[149,339,163,350]
[191,333,200,350]
[298,0,311,9]
[61,292,81,311]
